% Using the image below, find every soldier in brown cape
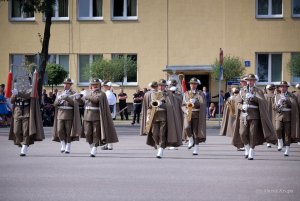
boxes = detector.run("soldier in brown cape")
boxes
[167,79,183,150]
[144,79,182,158]
[229,76,248,151]
[293,83,300,145]
[9,81,45,156]
[236,74,277,160]
[264,84,276,148]
[80,78,118,157]
[273,81,300,156]
[52,78,82,154]
[220,87,239,137]
[140,81,158,136]
[182,77,206,155]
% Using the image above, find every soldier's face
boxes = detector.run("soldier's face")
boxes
[240,81,247,87]
[248,80,256,87]
[158,85,166,91]
[280,86,288,93]
[190,83,197,90]
[64,84,71,90]
[91,84,99,90]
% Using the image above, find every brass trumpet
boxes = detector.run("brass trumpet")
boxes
[145,91,163,134]
[186,91,194,122]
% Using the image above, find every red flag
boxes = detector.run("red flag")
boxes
[219,48,224,66]
[5,71,13,98]
[31,70,38,98]
[182,78,187,93]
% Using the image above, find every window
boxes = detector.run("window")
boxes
[291,53,300,83]
[10,0,35,21]
[256,53,282,84]
[10,54,37,80]
[256,0,283,18]
[78,0,103,20]
[78,54,103,84]
[51,0,69,20]
[112,54,137,84]
[112,0,137,20]
[48,55,69,72]
[293,0,300,17]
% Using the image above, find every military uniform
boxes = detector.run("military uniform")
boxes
[11,91,31,148]
[182,78,206,155]
[264,84,276,148]
[53,78,80,154]
[81,79,119,157]
[273,81,300,156]
[236,74,277,160]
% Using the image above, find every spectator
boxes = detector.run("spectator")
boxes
[209,103,216,118]
[118,88,129,120]
[103,81,117,120]
[132,87,143,125]
[202,86,210,118]
[0,84,10,127]
[212,90,225,114]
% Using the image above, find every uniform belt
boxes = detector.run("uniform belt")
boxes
[244,104,258,109]
[281,108,291,112]
[58,106,73,110]
[133,102,142,105]
[192,109,200,112]
[157,108,166,111]
[85,106,100,110]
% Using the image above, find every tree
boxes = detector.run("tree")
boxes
[212,55,246,89]
[46,63,68,91]
[14,0,56,101]
[88,57,137,85]
[287,55,300,80]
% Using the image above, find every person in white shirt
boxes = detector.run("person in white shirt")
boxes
[102,81,117,150]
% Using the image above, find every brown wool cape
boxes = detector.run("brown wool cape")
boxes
[81,91,118,146]
[9,98,45,146]
[52,92,82,142]
[234,87,277,147]
[182,90,207,143]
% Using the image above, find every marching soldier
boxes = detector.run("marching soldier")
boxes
[273,81,300,156]
[144,79,182,158]
[52,78,82,154]
[182,77,206,156]
[81,78,118,157]
[264,84,276,148]
[236,74,277,160]
[140,81,158,136]
[9,76,44,156]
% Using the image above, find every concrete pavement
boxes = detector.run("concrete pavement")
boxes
[0,125,299,201]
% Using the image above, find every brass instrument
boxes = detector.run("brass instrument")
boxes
[226,97,236,117]
[186,91,194,122]
[145,91,163,134]
[275,93,287,113]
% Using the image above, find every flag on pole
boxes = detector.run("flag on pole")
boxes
[5,70,13,98]
[219,48,224,81]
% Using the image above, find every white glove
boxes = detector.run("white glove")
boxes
[80,90,87,97]
[242,104,248,111]
[191,98,196,104]
[12,89,18,96]
[74,93,81,100]
[60,93,68,100]
[246,93,253,99]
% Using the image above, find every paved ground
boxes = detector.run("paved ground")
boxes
[0,124,299,201]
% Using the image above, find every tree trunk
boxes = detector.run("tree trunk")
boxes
[38,6,52,103]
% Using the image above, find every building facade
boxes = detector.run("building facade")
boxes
[0,0,300,97]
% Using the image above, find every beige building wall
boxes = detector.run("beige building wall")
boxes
[0,0,300,98]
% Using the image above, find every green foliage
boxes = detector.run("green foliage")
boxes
[287,55,300,77]
[46,63,68,87]
[15,0,56,16]
[87,57,137,85]
[212,55,246,82]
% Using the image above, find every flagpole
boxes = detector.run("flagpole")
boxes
[218,48,224,127]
